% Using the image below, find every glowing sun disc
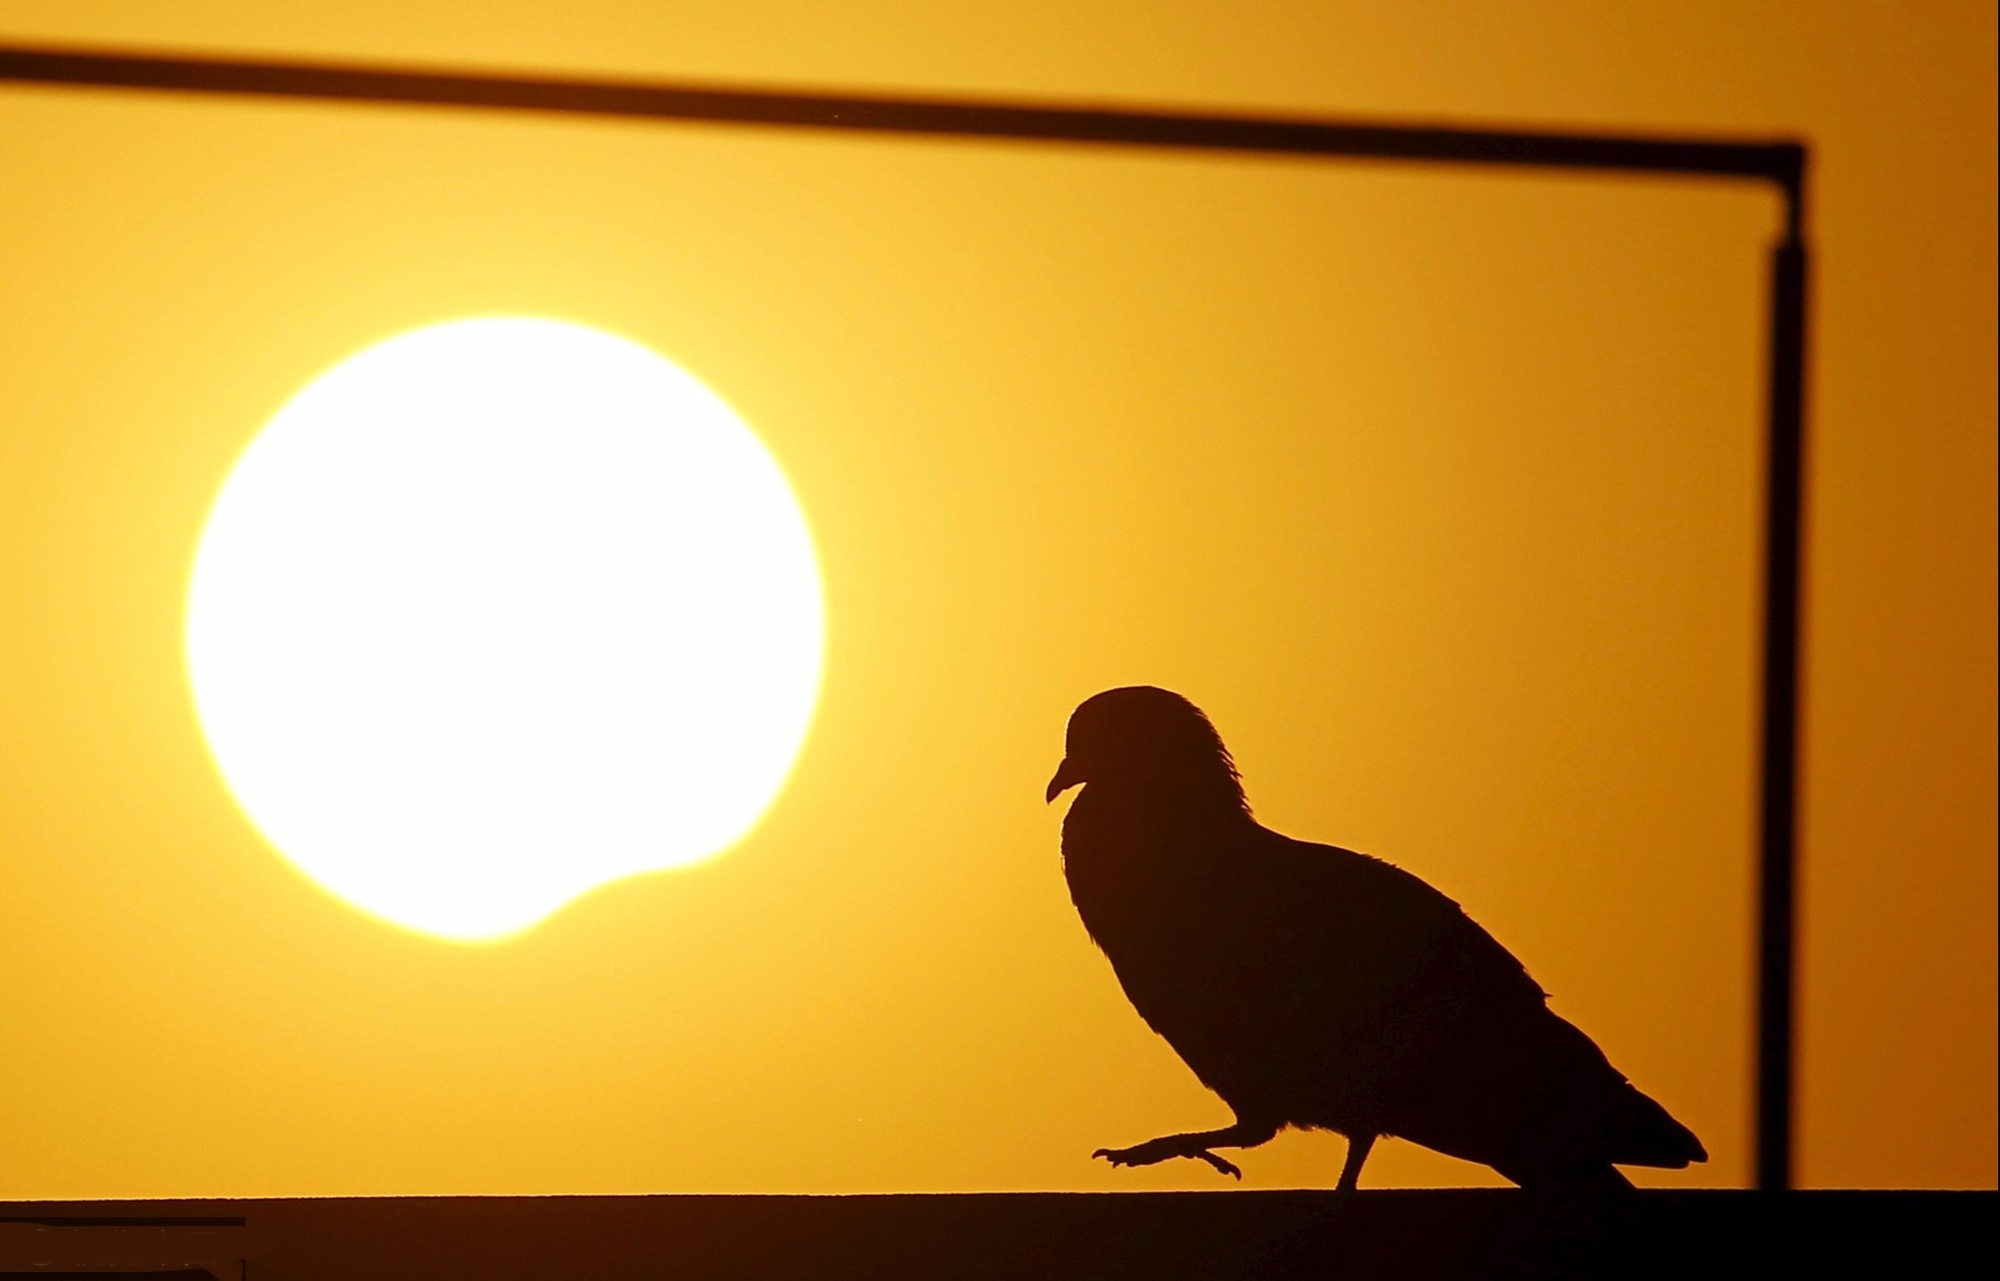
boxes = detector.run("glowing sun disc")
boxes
[186,317,824,941]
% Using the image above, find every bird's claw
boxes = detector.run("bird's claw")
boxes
[1093,1142,1242,1180]
[1194,1150,1243,1179]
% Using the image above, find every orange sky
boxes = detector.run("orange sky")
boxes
[0,1,1992,1195]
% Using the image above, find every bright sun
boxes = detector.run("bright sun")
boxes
[186,317,824,942]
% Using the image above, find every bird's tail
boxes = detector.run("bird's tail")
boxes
[1608,1082,1707,1169]
[1537,1009,1707,1170]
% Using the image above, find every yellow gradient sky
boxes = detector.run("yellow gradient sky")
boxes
[0,1,1992,1195]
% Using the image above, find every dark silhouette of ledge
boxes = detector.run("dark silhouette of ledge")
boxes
[4,1190,1991,1280]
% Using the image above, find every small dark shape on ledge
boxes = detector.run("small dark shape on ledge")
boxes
[1050,686,1706,1190]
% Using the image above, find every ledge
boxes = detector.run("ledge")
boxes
[5,1189,1991,1280]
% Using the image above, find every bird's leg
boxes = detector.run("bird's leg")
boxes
[1094,1119,1279,1181]
[1335,1132,1376,1193]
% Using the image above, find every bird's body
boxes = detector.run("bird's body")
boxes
[1049,686,1706,1189]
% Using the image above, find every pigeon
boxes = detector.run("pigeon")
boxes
[1047,685,1706,1190]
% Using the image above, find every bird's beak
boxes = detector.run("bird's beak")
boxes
[1046,757,1083,804]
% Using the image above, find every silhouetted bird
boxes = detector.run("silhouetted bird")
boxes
[1048,686,1706,1191]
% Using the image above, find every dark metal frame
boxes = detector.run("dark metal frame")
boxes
[0,42,1810,1191]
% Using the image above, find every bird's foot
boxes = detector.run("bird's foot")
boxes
[1093,1138,1242,1180]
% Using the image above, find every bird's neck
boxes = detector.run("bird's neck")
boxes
[1064,776,1255,850]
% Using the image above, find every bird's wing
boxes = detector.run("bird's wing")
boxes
[1203,830,1549,1090]
[1231,832,1704,1175]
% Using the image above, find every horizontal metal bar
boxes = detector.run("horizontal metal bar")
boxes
[0,43,1801,189]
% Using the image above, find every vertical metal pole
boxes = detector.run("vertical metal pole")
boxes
[1757,180,1809,1192]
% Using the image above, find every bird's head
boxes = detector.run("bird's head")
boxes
[1046,686,1247,812]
